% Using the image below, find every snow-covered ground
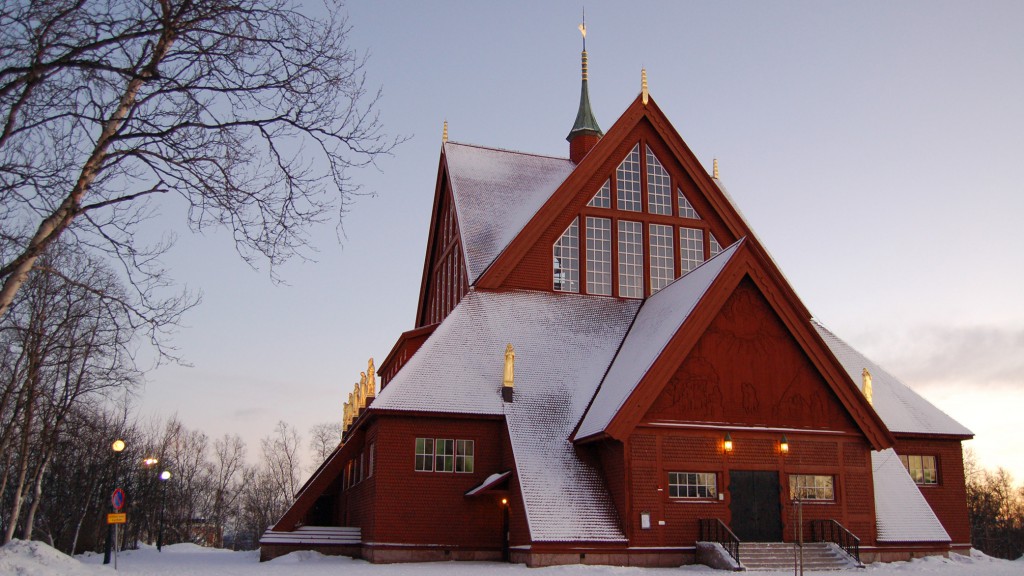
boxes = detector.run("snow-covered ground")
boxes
[0,540,1021,576]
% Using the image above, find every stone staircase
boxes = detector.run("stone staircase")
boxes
[738,542,860,571]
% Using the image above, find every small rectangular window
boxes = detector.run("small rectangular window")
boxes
[899,454,938,485]
[455,440,475,473]
[618,220,644,298]
[368,443,375,478]
[415,438,434,472]
[790,474,835,501]
[668,472,717,499]
[435,439,455,472]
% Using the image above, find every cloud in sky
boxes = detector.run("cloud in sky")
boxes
[849,324,1024,389]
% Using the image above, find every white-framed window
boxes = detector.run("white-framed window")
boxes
[455,440,475,473]
[899,454,938,485]
[616,144,642,211]
[435,439,455,473]
[553,218,579,293]
[646,147,672,215]
[709,233,722,257]
[678,188,700,220]
[618,220,644,298]
[790,474,835,501]
[668,472,717,499]
[649,224,674,293]
[679,227,705,273]
[415,438,434,472]
[586,217,612,295]
[588,179,611,208]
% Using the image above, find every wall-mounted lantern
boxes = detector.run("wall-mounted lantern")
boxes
[723,432,733,453]
[780,434,790,455]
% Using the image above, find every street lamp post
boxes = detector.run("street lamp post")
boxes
[158,470,171,552]
[103,439,126,565]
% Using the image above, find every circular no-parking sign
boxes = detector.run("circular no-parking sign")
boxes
[111,488,125,511]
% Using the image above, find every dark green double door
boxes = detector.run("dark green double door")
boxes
[728,470,783,541]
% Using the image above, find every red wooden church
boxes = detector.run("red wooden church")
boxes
[260,41,973,568]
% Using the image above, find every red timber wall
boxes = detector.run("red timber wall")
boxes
[501,122,736,293]
[609,279,877,547]
[341,414,516,562]
[893,436,971,549]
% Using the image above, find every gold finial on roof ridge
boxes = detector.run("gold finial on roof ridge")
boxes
[862,368,874,406]
[641,68,649,105]
[713,158,720,180]
[442,120,448,143]
[503,344,515,389]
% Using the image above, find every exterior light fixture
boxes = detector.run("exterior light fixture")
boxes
[723,433,733,453]
[158,470,171,551]
[112,439,126,453]
[143,457,159,467]
[501,498,508,505]
[780,435,790,454]
[160,470,171,481]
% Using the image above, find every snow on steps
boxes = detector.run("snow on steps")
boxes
[739,542,860,571]
[259,526,361,546]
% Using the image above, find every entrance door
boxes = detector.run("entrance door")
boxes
[728,470,782,541]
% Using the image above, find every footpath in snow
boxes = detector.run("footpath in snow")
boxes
[0,539,1021,576]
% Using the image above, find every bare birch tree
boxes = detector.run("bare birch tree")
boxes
[0,0,400,321]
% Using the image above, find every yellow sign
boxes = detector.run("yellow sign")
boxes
[107,513,126,524]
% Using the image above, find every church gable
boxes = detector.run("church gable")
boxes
[415,168,469,328]
[644,277,860,433]
[490,98,743,294]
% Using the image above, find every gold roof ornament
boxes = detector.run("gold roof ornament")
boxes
[862,368,874,406]
[713,158,720,180]
[503,344,515,388]
[442,120,448,143]
[366,358,376,398]
[641,68,649,105]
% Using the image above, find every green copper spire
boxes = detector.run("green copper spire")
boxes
[566,16,602,142]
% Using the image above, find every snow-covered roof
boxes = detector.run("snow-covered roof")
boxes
[575,240,742,440]
[872,449,952,543]
[445,142,575,284]
[814,322,973,437]
[371,289,639,541]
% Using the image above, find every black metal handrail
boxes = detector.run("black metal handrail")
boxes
[699,518,741,565]
[810,519,861,565]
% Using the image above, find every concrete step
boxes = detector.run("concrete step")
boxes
[738,542,857,571]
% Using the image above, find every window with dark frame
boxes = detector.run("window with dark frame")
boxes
[455,440,475,473]
[899,454,938,485]
[415,437,434,472]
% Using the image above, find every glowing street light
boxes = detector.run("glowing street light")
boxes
[158,470,171,552]
[104,439,126,565]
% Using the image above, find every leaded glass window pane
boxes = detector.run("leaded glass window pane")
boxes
[678,188,700,219]
[709,233,722,257]
[679,227,705,273]
[586,217,612,295]
[587,180,611,208]
[649,224,674,293]
[616,144,642,212]
[646,147,672,215]
[618,220,644,298]
[553,218,579,292]
[415,438,434,472]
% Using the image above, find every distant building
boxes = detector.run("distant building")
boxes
[261,39,972,568]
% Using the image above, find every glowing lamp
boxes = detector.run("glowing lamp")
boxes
[780,435,790,455]
[723,433,733,453]
[160,470,171,481]
[144,457,159,467]
[112,439,126,453]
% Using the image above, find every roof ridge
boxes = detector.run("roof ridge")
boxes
[445,140,571,162]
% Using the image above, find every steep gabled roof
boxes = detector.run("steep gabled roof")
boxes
[575,240,742,440]
[444,142,575,284]
[815,322,974,438]
[371,289,639,542]
[872,448,952,542]
[573,236,894,450]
